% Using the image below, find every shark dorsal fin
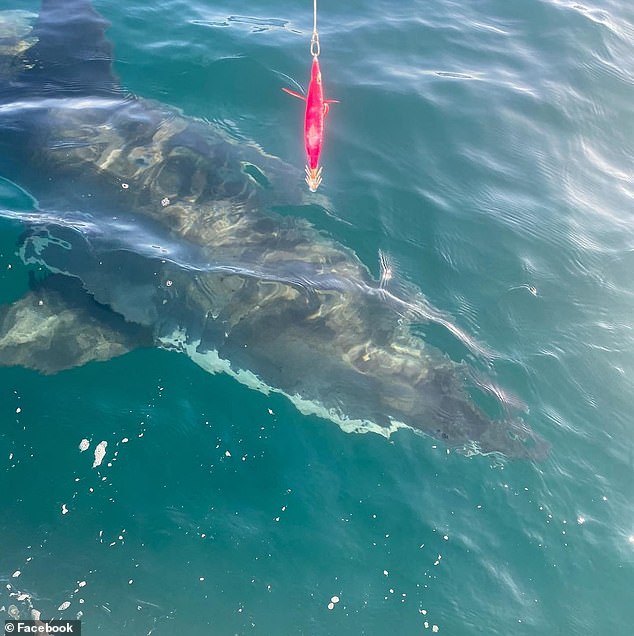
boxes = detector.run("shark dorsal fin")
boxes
[18,0,120,96]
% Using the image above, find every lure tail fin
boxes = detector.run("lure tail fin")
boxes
[305,165,322,192]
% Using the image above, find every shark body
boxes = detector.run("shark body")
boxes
[0,1,548,459]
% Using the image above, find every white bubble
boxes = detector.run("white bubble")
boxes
[327,602,334,610]
[79,439,90,452]
[331,596,339,604]
[58,601,70,611]
[61,504,69,515]
[93,441,107,468]
[12,570,21,578]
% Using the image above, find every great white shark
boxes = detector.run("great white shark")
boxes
[0,0,548,459]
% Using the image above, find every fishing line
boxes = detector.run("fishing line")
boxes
[310,0,320,57]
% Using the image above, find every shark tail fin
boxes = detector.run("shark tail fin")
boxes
[14,0,121,98]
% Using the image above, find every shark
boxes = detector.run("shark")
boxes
[0,0,548,459]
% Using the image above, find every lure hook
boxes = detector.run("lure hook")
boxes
[310,31,320,58]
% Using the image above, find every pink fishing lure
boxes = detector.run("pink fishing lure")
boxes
[283,56,337,192]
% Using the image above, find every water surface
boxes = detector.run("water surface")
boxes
[1,0,633,634]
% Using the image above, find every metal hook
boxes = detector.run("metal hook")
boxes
[310,32,320,57]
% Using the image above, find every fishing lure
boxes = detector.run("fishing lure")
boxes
[283,1,336,192]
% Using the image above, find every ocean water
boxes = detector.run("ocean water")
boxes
[1,0,633,634]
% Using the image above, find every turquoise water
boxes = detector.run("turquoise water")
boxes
[1,0,633,634]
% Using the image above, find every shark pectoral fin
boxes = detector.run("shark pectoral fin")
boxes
[282,87,306,101]
[0,274,153,374]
